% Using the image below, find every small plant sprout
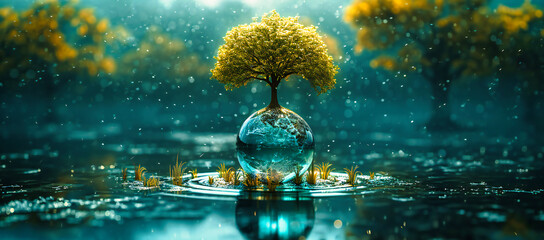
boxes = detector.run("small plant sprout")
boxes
[231,169,242,185]
[170,155,187,186]
[293,166,304,185]
[121,168,128,181]
[266,177,280,191]
[135,165,147,181]
[344,166,362,187]
[208,176,215,185]
[217,163,234,179]
[369,172,375,180]
[243,172,261,188]
[306,164,318,185]
[317,162,334,180]
[266,169,282,191]
[223,167,235,183]
[189,169,198,179]
[143,174,160,188]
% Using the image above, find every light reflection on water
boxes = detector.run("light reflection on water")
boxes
[1,130,544,239]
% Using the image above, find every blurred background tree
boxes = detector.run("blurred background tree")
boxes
[117,25,210,98]
[493,2,544,127]
[344,0,506,130]
[0,0,125,121]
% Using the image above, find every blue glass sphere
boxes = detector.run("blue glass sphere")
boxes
[237,107,314,182]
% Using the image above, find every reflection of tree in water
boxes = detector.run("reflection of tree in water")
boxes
[344,0,544,131]
[235,197,315,240]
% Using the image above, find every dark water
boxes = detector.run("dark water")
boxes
[1,126,543,239]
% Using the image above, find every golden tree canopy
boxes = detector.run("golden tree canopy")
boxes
[211,10,338,95]
[344,0,543,80]
[0,0,124,80]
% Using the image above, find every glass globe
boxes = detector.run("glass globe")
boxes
[237,106,314,182]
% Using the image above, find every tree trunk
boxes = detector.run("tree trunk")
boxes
[523,92,536,125]
[430,80,450,121]
[268,85,281,109]
[44,76,58,123]
[427,77,457,131]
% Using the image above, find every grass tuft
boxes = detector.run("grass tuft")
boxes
[316,162,334,180]
[231,169,242,185]
[344,165,362,187]
[189,169,198,179]
[243,171,260,188]
[217,163,234,181]
[135,165,147,181]
[266,169,282,191]
[293,166,304,185]
[306,164,318,185]
[143,174,160,188]
[170,154,187,186]
[208,175,215,185]
[121,168,128,181]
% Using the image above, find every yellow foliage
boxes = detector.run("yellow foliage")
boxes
[77,24,88,36]
[370,56,396,70]
[211,10,338,95]
[96,19,108,33]
[121,168,128,181]
[292,166,304,185]
[143,175,160,188]
[266,172,281,191]
[100,57,116,74]
[0,0,119,82]
[208,176,215,185]
[170,155,186,186]
[306,164,318,185]
[134,165,146,181]
[78,8,96,24]
[243,172,261,188]
[344,166,361,187]
[55,44,78,61]
[189,169,198,179]
[0,7,12,17]
[316,162,334,180]
[344,0,543,81]
[496,2,542,34]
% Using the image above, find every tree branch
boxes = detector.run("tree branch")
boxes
[241,75,270,83]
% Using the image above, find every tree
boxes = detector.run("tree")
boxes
[211,10,339,109]
[119,26,210,94]
[344,0,502,130]
[493,2,544,126]
[0,0,123,120]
